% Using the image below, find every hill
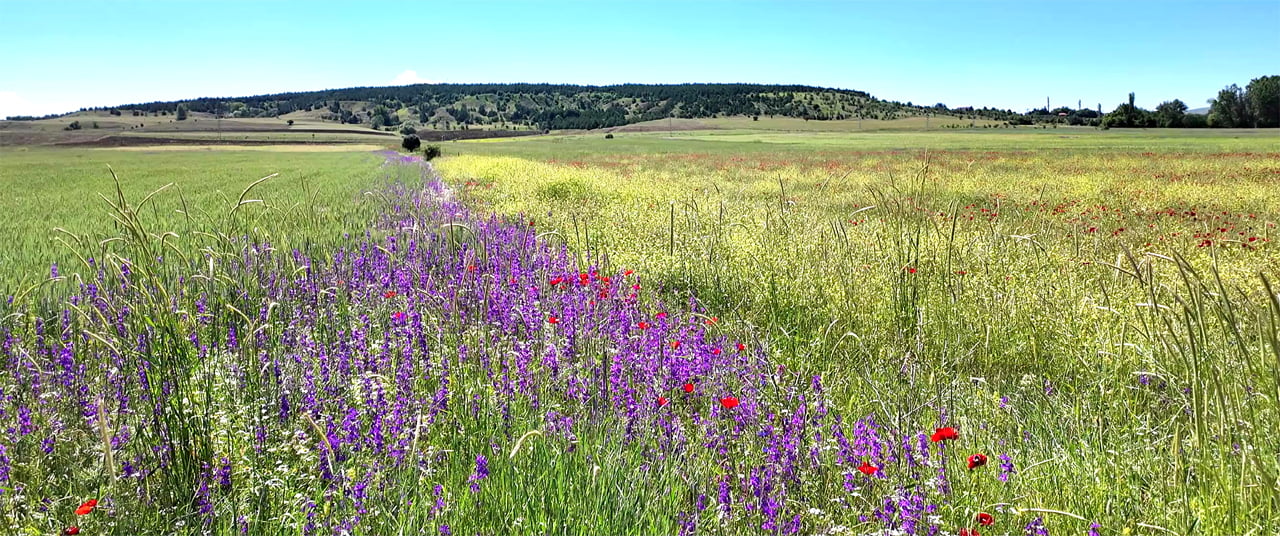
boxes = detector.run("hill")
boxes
[29,83,1022,132]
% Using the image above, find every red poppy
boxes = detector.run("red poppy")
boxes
[656,312,668,320]
[670,341,681,349]
[637,322,650,330]
[64,528,80,536]
[967,453,988,470]
[549,277,563,286]
[711,348,722,355]
[705,316,719,325]
[383,290,397,298]
[930,427,958,442]
[658,397,669,407]
[736,343,746,352]
[547,315,559,324]
[719,397,739,409]
[467,264,477,272]
[976,512,994,526]
[959,529,981,536]
[392,311,406,321]
[683,383,695,393]
[905,266,917,274]
[624,270,634,276]
[857,461,878,475]
[75,499,97,516]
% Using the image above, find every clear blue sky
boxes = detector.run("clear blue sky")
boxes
[1,0,1277,118]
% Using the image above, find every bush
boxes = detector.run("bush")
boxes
[401,135,421,152]
[604,133,614,139]
[287,119,294,126]
[423,145,442,161]
[400,125,417,135]
[64,121,81,131]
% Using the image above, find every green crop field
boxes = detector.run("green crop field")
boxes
[1,127,1278,535]
[0,148,383,290]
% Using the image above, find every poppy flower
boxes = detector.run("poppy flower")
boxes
[705,316,719,325]
[976,512,994,526]
[656,312,667,320]
[719,397,739,409]
[959,529,981,536]
[392,311,406,321]
[711,348,722,355]
[467,264,477,272]
[683,383,695,393]
[624,270,634,276]
[75,499,97,516]
[736,343,746,352]
[967,453,988,470]
[930,427,958,442]
[64,528,80,536]
[905,266,917,274]
[657,397,669,407]
[670,341,681,349]
[547,315,559,324]
[857,461,878,475]
[637,322,650,330]
[549,277,563,286]
[383,290,397,298]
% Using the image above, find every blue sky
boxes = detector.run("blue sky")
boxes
[1,0,1277,118]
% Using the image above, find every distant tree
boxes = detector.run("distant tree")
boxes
[604,133,614,139]
[1154,99,1187,128]
[423,145,442,161]
[1102,92,1154,128]
[64,120,81,131]
[1245,75,1279,128]
[401,134,421,152]
[1183,113,1208,128]
[287,119,294,126]
[176,104,188,121]
[1208,84,1250,127]
[400,125,416,135]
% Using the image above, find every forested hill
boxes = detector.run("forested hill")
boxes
[79,83,1020,130]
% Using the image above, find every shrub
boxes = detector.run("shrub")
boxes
[401,134,421,152]
[604,133,614,139]
[400,125,417,135]
[287,119,294,126]
[423,145,442,161]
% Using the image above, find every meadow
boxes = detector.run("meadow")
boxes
[0,128,1277,535]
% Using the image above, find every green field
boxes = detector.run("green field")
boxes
[0,148,382,289]
[438,129,1280,533]
[1,128,1278,535]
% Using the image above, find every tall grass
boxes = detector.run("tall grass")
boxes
[437,144,1280,534]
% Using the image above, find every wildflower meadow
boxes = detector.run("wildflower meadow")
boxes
[1,129,1278,535]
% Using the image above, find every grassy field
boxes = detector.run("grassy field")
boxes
[0,148,383,290]
[0,128,1277,535]
[437,129,1280,534]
